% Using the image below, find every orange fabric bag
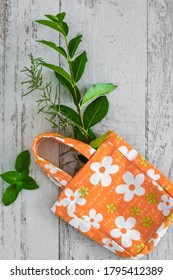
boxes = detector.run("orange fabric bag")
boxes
[32,131,173,259]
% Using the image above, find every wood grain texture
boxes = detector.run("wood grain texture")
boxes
[146,0,173,260]
[59,0,147,260]
[0,0,172,260]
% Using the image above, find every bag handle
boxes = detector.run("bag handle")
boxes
[32,132,96,189]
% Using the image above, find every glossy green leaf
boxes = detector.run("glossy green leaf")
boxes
[42,62,72,85]
[72,51,87,83]
[23,177,39,190]
[90,131,112,149]
[88,128,96,141]
[45,12,66,23]
[37,40,67,58]
[59,105,81,125]
[55,73,80,104]
[20,168,29,179]
[2,185,19,206]
[56,12,66,22]
[62,22,69,36]
[74,127,96,143]
[83,96,109,129]
[45,14,60,22]
[68,35,83,58]
[0,171,19,185]
[81,83,117,106]
[35,20,65,36]
[15,150,30,173]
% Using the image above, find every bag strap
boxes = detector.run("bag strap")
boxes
[32,132,96,189]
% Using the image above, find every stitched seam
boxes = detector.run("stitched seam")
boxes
[52,203,131,258]
[108,136,173,198]
[132,213,173,258]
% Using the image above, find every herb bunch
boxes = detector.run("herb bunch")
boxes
[22,12,117,145]
[0,151,39,206]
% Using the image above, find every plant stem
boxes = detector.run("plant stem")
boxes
[64,36,89,143]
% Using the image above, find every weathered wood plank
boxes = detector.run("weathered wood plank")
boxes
[59,0,147,259]
[147,0,173,259]
[0,0,61,259]
[1,0,173,260]
[0,0,6,260]
[19,0,61,260]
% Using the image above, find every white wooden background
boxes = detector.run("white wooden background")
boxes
[0,0,173,260]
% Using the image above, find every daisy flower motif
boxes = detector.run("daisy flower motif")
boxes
[90,156,119,187]
[149,223,168,247]
[59,188,86,214]
[147,169,160,186]
[69,216,90,233]
[51,200,61,213]
[102,238,124,253]
[44,164,58,174]
[158,195,173,216]
[90,148,96,155]
[110,216,140,248]
[118,146,138,161]
[82,209,103,229]
[48,174,67,187]
[115,172,145,202]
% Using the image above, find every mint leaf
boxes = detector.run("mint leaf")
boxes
[20,168,29,179]
[15,150,30,173]
[2,185,19,206]
[23,177,39,190]
[1,171,19,184]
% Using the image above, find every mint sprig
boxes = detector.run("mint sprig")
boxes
[0,150,39,206]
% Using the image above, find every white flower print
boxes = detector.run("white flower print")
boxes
[90,148,96,155]
[59,188,86,214]
[110,216,140,248]
[115,172,145,202]
[157,185,164,191]
[69,216,90,233]
[59,180,68,187]
[131,254,144,259]
[158,195,173,216]
[102,238,124,253]
[44,164,58,174]
[149,223,168,247]
[147,169,160,186]
[48,174,67,187]
[51,200,61,213]
[118,146,138,161]
[82,209,103,229]
[90,156,119,187]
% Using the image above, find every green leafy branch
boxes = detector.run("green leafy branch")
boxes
[22,12,117,145]
[0,151,39,206]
